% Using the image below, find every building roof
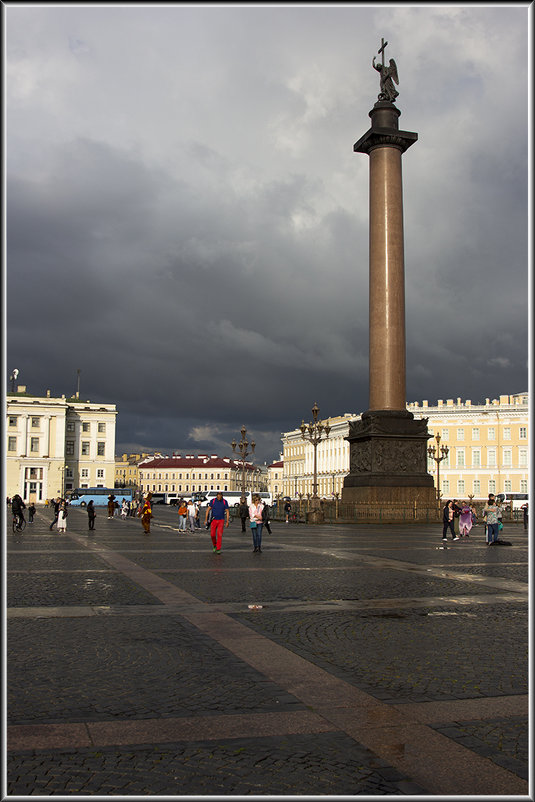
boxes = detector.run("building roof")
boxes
[268,461,284,468]
[138,455,256,471]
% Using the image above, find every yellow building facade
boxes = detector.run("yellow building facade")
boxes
[408,393,529,501]
[114,453,152,490]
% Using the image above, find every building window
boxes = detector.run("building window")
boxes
[81,469,89,478]
[31,417,40,428]
[519,427,527,439]
[8,436,17,451]
[66,441,74,456]
[504,480,512,492]
[457,429,464,441]
[67,421,75,432]
[441,429,449,441]
[503,428,511,440]
[442,480,449,495]
[473,480,481,496]
[82,422,90,432]
[520,480,528,493]
[81,442,90,456]
[456,449,465,468]
[488,449,496,468]
[489,480,496,494]
[98,423,106,433]
[488,428,496,440]
[519,448,528,467]
[97,469,104,478]
[457,480,465,495]
[472,450,481,468]
[97,442,105,456]
[8,416,17,427]
[472,428,480,441]
[30,437,39,453]
[503,449,512,467]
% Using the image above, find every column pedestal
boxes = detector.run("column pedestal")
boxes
[343,410,436,506]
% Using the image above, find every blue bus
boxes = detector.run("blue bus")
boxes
[69,487,135,507]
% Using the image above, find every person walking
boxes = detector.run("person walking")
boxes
[262,501,272,535]
[284,499,292,524]
[187,500,197,532]
[107,494,116,519]
[27,502,36,524]
[238,497,249,532]
[483,497,500,545]
[205,490,229,553]
[120,499,129,520]
[177,500,188,531]
[87,500,96,530]
[458,501,473,538]
[521,501,529,531]
[57,503,68,533]
[442,500,458,542]
[49,497,60,530]
[484,493,496,541]
[140,492,153,535]
[249,494,265,553]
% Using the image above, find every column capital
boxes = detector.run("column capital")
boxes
[354,127,417,155]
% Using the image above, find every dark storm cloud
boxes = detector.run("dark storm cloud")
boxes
[5,4,529,463]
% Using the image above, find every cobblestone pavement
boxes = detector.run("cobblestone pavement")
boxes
[5,506,529,797]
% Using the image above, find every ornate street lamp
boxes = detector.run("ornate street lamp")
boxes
[231,425,255,498]
[427,433,449,509]
[300,403,331,506]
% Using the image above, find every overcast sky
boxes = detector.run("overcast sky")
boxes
[5,3,530,464]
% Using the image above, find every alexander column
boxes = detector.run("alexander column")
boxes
[343,40,435,509]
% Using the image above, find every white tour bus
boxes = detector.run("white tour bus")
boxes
[199,490,273,508]
[496,492,529,511]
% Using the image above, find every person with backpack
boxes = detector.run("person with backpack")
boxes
[205,491,229,553]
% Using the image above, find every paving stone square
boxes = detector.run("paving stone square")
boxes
[232,602,528,703]
[7,732,428,796]
[6,508,529,796]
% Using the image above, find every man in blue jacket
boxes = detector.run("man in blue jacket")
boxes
[205,491,229,553]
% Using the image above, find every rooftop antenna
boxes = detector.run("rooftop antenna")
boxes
[76,369,80,399]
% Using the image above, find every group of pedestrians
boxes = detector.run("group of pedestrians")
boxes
[177,500,202,532]
[441,493,518,546]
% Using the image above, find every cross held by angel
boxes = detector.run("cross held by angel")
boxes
[372,39,399,103]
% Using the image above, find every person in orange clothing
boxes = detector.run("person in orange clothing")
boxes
[140,492,153,535]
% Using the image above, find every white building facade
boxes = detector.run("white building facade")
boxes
[6,389,117,502]
[281,413,357,499]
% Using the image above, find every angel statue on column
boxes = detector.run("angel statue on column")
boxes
[372,56,399,103]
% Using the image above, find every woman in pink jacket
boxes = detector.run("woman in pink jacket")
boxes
[248,495,264,553]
